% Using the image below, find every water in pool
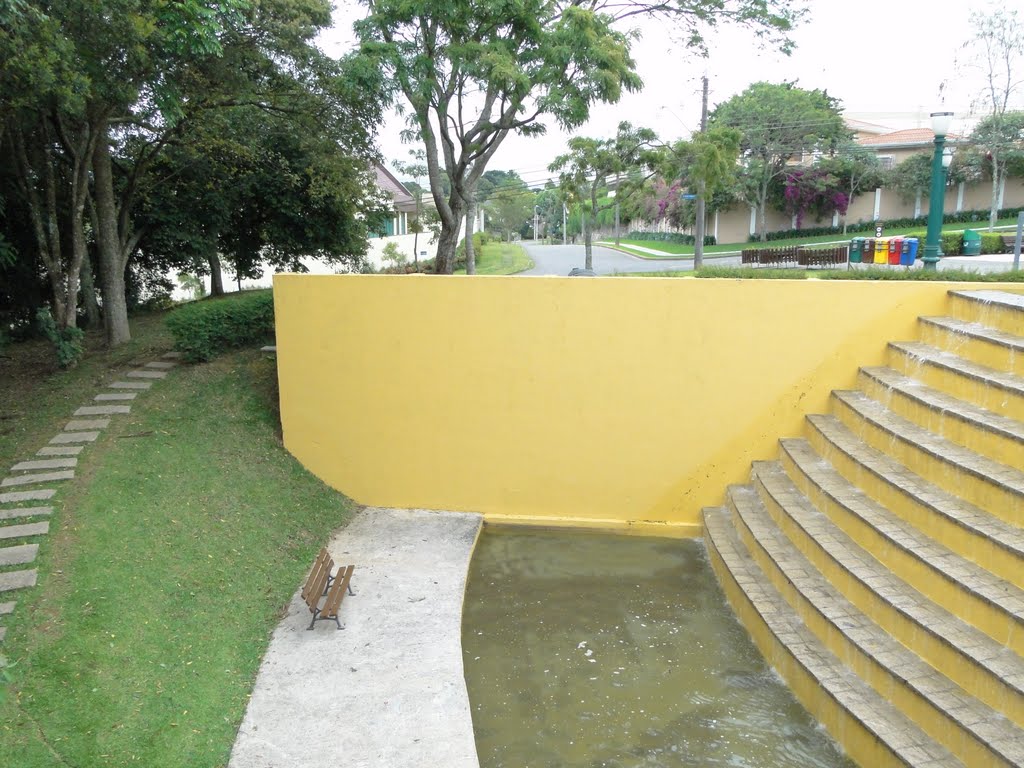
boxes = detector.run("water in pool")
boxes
[462,527,856,768]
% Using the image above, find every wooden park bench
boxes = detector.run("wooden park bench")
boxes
[301,546,355,630]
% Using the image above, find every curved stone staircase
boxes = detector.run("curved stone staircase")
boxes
[703,289,1024,768]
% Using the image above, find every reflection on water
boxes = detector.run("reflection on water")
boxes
[462,528,855,768]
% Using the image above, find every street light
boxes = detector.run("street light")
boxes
[922,111,954,271]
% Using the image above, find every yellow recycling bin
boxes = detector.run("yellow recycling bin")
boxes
[874,237,889,265]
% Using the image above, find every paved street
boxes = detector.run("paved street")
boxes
[517,242,1022,277]
[519,242,738,276]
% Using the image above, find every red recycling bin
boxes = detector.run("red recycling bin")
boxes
[888,237,903,265]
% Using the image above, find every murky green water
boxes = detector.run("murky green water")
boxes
[462,528,856,768]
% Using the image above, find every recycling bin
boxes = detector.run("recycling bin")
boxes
[962,229,982,256]
[864,237,876,264]
[901,237,919,266]
[849,237,864,263]
[874,237,889,265]
[888,237,903,265]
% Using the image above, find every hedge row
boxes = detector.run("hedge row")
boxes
[626,231,717,246]
[165,290,275,362]
[749,206,1024,242]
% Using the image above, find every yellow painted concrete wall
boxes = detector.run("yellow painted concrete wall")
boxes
[274,275,1022,535]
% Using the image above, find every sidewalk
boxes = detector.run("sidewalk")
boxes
[228,507,483,768]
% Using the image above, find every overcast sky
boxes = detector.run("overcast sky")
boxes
[319,0,1017,187]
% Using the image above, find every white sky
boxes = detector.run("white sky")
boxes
[319,0,1019,187]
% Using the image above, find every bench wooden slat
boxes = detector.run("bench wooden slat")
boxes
[321,564,355,621]
[301,547,333,609]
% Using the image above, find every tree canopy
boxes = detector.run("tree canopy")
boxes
[357,0,803,271]
[710,81,850,240]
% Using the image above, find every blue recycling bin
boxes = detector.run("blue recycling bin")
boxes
[901,237,919,266]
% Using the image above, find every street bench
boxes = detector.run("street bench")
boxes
[301,546,355,630]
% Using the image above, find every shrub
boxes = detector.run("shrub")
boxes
[165,290,275,362]
[36,308,85,368]
[941,231,963,256]
[980,232,1006,254]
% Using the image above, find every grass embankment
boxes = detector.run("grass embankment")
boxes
[626,266,1024,281]
[456,241,533,275]
[0,308,353,767]
[608,217,1024,258]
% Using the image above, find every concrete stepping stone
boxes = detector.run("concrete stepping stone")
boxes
[0,569,37,592]
[109,381,151,390]
[162,351,182,359]
[64,418,110,431]
[0,602,14,615]
[0,506,52,522]
[38,445,83,457]
[12,458,77,472]
[0,489,55,504]
[126,370,166,379]
[50,431,98,444]
[0,544,38,567]
[0,522,49,540]
[145,361,176,369]
[1,470,73,488]
[75,405,129,416]
[94,392,136,401]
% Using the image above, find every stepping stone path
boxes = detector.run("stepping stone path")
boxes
[0,351,181,645]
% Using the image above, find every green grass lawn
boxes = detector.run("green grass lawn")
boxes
[0,306,354,767]
[606,217,1024,258]
[456,241,533,275]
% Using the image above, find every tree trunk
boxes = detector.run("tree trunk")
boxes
[465,198,476,275]
[989,153,1000,231]
[79,255,102,329]
[208,252,225,296]
[435,210,464,274]
[92,119,131,346]
[583,213,593,270]
[758,183,769,243]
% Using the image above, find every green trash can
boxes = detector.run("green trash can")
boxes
[849,237,864,263]
[962,229,982,256]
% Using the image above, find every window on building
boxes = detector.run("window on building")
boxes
[878,155,895,170]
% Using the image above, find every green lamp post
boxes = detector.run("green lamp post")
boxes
[922,111,954,271]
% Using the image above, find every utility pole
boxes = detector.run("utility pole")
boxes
[562,204,567,245]
[694,75,709,269]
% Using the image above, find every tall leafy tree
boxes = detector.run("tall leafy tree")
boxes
[970,111,1024,225]
[962,5,1024,229]
[551,121,658,269]
[357,0,802,273]
[814,142,885,234]
[710,82,850,241]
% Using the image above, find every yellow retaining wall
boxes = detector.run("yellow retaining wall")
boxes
[273,275,1022,536]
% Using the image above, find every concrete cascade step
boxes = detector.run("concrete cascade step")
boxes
[805,414,1024,590]
[831,389,1024,524]
[948,290,1024,338]
[0,488,55,504]
[778,438,1024,650]
[702,506,962,768]
[748,460,1024,726]
[37,445,84,457]
[917,316,1024,376]
[74,405,129,416]
[857,366,1024,468]
[725,485,1024,767]
[887,341,1024,423]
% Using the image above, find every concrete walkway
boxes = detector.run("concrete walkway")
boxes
[228,507,483,768]
[0,353,179,642]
